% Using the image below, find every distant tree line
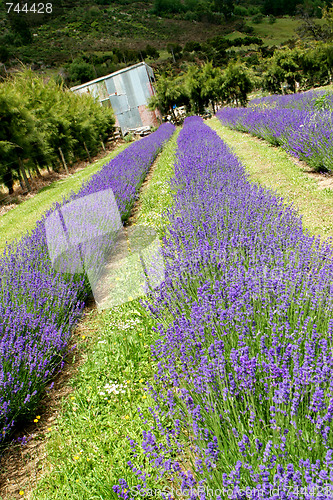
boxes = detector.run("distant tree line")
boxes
[150,32,333,117]
[62,35,263,86]
[151,0,332,20]
[0,70,115,195]
[65,45,159,85]
[262,45,333,92]
[149,61,253,116]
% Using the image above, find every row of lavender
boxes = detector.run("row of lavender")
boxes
[0,122,175,442]
[249,90,333,111]
[216,90,333,173]
[116,117,333,499]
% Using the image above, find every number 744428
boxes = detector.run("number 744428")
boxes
[6,3,52,14]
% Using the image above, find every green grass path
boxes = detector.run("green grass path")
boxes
[17,130,181,500]
[0,144,129,254]
[209,117,333,241]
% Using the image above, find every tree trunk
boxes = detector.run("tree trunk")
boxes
[100,135,106,152]
[3,170,14,195]
[329,67,333,84]
[18,171,25,191]
[83,141,92,163]
[18,158,31,192]
[35,162,42,178]
[58,147,69,175]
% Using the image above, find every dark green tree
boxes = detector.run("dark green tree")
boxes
[262,64,285,93]
[184,0,197,10]
[7,14,32,45]
[145,44,159,59]
[68,59,96,85]
[152,0,183,15]
[0,46,9,63]
[148,74,188,116]
[0,86,36,193]
[184,41,202,52]
[222,62,253,106]
[263,0,299,15]
[0,69,115,194]
[199,62,225,112]
[167,43,183,62]
[213,0,234,19]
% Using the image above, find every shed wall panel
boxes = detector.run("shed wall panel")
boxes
[117,108,142,132]
[109,94,129,115]
[105,78,116,96]
[122,72,138,108]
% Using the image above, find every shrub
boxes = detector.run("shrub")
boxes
[252,13,264,23]
[234,5,249,16]
[68,59,95,85]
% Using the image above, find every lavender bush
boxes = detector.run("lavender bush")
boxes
[0,122,175,442]
[216,90,333,173]
[114,117,333,499]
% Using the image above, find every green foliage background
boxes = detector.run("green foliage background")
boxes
[0,69,115,194]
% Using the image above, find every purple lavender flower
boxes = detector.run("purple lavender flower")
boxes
[117,116,333,499]
[0,123,175,441]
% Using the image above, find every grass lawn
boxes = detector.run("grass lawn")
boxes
[0,144,128,254]
[248,16,301,46]
[209,117,333,241]
[9,130,181,500]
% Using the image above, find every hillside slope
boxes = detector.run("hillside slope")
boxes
[0,0,306,71]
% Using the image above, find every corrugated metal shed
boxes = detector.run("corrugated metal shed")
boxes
[70,62,161,134]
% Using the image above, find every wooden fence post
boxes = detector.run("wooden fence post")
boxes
[100,135,106,152]
[58,147,69,175]
[83,142,92,163]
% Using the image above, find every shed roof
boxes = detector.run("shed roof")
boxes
[70,62,152,92]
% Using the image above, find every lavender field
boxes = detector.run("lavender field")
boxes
[216,90,333,173]
[114,117,333,499]
[3,109,333,499]
[0,122,175,443]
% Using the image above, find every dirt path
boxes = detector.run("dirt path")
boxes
[209,118,333,241]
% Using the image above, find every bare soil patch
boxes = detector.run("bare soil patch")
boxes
[292,157,333,190]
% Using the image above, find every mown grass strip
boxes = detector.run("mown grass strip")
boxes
[22,129,180,500]
[209,117,333,240]
[133,132,179,230]
[0,144,129,253]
